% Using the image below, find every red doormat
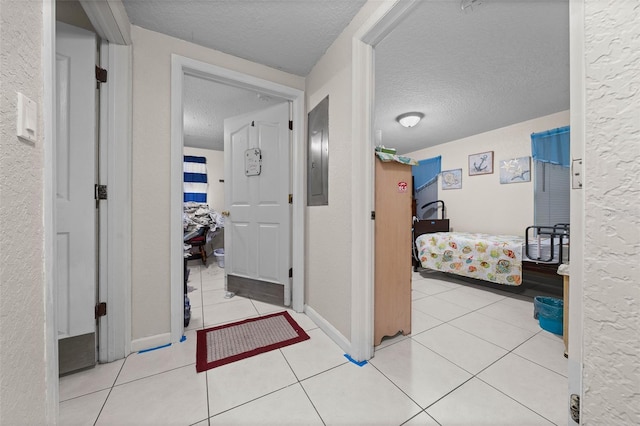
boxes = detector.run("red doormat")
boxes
[196,311,310,372]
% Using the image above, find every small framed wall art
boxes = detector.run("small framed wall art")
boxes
[441,168,462,190]
[468,151,494,175]
[500,156,531,184]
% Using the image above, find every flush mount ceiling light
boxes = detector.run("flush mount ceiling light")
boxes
[396,112,424,128]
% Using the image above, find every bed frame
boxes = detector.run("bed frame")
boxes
[412,200,568,293]
[412,218,449,272]
[521,224,569,288]
[412,200,449,271]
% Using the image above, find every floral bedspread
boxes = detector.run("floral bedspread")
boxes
[416,232,525,286]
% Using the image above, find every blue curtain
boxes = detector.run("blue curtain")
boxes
[412,156,442,192]
[531,126,570,167]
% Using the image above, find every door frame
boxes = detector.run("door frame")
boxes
[170,55,305,343]
[567,0,585,417]
[349,0,421,362]
[97,41,133,363]
[43,2,59,419]
[43,7,132,419]
[351,2,585,404]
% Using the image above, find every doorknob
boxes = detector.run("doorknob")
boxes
[221,211,230,217]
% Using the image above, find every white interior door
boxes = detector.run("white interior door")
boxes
[56,22,97,374]
[224,102,291,306]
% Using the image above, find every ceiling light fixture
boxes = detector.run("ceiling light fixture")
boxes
[396,112,424,128]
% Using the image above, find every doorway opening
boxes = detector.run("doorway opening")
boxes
[352,0,584,419]
[170,55,306,343]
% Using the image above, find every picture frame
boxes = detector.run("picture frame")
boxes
[468,151,494,175]
[500,156,531,184]
[441,168,462,190]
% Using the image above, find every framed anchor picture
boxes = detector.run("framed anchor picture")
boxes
[468,151,494,176]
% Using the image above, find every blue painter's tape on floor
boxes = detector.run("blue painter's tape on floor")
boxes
[344,354,368,367]
[138,343,172,354]
[180,335,187,343]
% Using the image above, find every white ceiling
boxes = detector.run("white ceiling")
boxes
[122,0,569,154]
[375,0,569,154]
[183,76,284,150]
[122,0,367,76]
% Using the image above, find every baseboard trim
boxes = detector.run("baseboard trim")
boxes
[304,305,352,355]
[130,332,171,353]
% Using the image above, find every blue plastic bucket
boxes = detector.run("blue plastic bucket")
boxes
[534,296,563,335]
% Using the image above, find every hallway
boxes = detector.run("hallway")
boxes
[59,262,567,425]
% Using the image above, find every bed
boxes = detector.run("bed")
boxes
[416,232,526,285]
[414,223,569,287]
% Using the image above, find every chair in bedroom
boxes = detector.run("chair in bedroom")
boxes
[185,226,209,265]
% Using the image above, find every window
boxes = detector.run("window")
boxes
[534,161,570,226]
[531,126,570,226]
[412,156,441,220]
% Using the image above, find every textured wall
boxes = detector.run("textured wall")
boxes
[582,1,640,424]
[0,0,47,423]
[130,26,303,342]
[304,0,382,341]
[407,111,569,236]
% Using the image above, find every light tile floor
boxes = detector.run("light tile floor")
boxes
[59,263,568,425]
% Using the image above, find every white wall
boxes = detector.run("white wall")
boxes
[183,147,225,213]
[407,111,570,236]
[0,1,635,424]
[582,1,640,424]
[304,1,382,342]
[130,26,304,342]
[0,1,48,423]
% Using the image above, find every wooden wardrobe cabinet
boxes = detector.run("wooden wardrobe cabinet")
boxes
[374,157,412,346]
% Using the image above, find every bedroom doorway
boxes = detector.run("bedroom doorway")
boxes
[354,1,584,422]
[170,55,305,343]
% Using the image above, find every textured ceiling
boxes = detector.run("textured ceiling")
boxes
[375,0,570,154]
[183,75,284,150]
[122,0,367,76]
[122,0,569,154]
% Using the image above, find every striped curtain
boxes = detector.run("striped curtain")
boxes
[184,156,208,203]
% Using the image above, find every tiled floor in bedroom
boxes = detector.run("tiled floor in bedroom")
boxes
[60,262,568,425]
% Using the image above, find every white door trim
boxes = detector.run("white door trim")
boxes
[568,0,585,420]
[170,55,305,343]
[43,2,59,421]
[350,0,420,362]
[43,11,132,421]
[79,0,132,45]
[98,41,133,362]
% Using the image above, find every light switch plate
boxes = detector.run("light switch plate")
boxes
[17,92,38,143]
